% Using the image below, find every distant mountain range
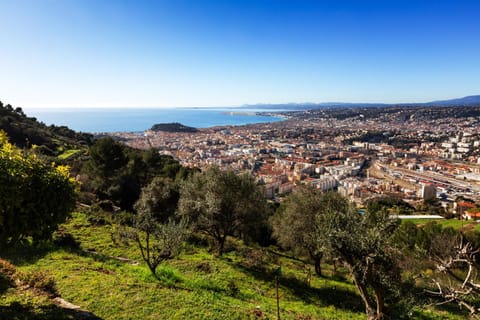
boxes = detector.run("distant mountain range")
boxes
[426,95,480,106]
[242,95,480,110]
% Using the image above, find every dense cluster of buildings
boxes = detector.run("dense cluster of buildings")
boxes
[111,106,480,217]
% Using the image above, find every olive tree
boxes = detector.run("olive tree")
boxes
[273,188,349,277]
[133,177,179,223]
[132,214,189,279]
[315,196,403,320]
[426,237,480,317]
[124,177,189,279]
[177,166,268,256]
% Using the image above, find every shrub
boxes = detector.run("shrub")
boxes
[0,131,77,245]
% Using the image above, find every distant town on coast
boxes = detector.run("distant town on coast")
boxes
[2,0,480,319]
[110,99,480,207]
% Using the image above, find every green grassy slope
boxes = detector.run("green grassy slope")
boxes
[403,218,480,232]
[0,213,467,320]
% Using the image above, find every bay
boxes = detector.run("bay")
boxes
[25,108,284,133]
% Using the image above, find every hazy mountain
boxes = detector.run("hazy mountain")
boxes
[423,95,480,106]
[242,95,480,110]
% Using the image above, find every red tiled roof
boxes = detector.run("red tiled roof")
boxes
[458,201,476,208]
[466,210,480,218]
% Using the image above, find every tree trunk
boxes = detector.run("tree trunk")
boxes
[147,263,159,280]
[374,287,386,320]
[366,308,379,320]
[313,256,322,277]
[217,235,227,256]
[350,273,378,320]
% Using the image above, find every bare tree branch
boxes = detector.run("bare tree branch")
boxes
[425,238,480,318]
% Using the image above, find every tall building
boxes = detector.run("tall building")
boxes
[420,184,436,200]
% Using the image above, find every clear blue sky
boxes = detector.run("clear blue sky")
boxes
[1,0,479,108]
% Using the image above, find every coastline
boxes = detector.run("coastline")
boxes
[26,107,286,133]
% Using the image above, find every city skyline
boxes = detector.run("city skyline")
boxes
[1,0,479,109]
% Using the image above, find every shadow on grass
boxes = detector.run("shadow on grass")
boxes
[0,275,13,295]
[0,302,104,320]
[410,305,469,320]
[2,242,198,294]
[75,249,125,267]
[0,243,58,266]
[233,263,364,313]
[1,240,131,270]
[427,301,471,319]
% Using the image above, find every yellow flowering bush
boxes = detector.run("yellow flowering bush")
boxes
[0,131,77,244]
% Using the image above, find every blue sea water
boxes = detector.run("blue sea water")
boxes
[25,108,284,133]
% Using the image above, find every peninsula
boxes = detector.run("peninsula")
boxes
[150,122,198,133]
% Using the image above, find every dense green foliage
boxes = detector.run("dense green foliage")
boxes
[274,191,420,319]
[84,137,191,211]
[0,101,93,153]
[365,196,415,215]
[0,131,77,245]
[178,167,269,255]
[85,137,129,199]
[133,177,180,223]
[394,220,457,255]
[314,195,404,319]
[273,187,350,276]
[122,177,189,277]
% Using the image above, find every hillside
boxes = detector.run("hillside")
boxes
[150,122,198,133]
[0,101,93,157]
[0,212,466,320]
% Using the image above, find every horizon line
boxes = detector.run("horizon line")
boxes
[14,93,480,110]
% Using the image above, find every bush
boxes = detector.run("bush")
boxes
[0,131,77,245]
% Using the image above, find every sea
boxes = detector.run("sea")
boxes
[25,108,286,133]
